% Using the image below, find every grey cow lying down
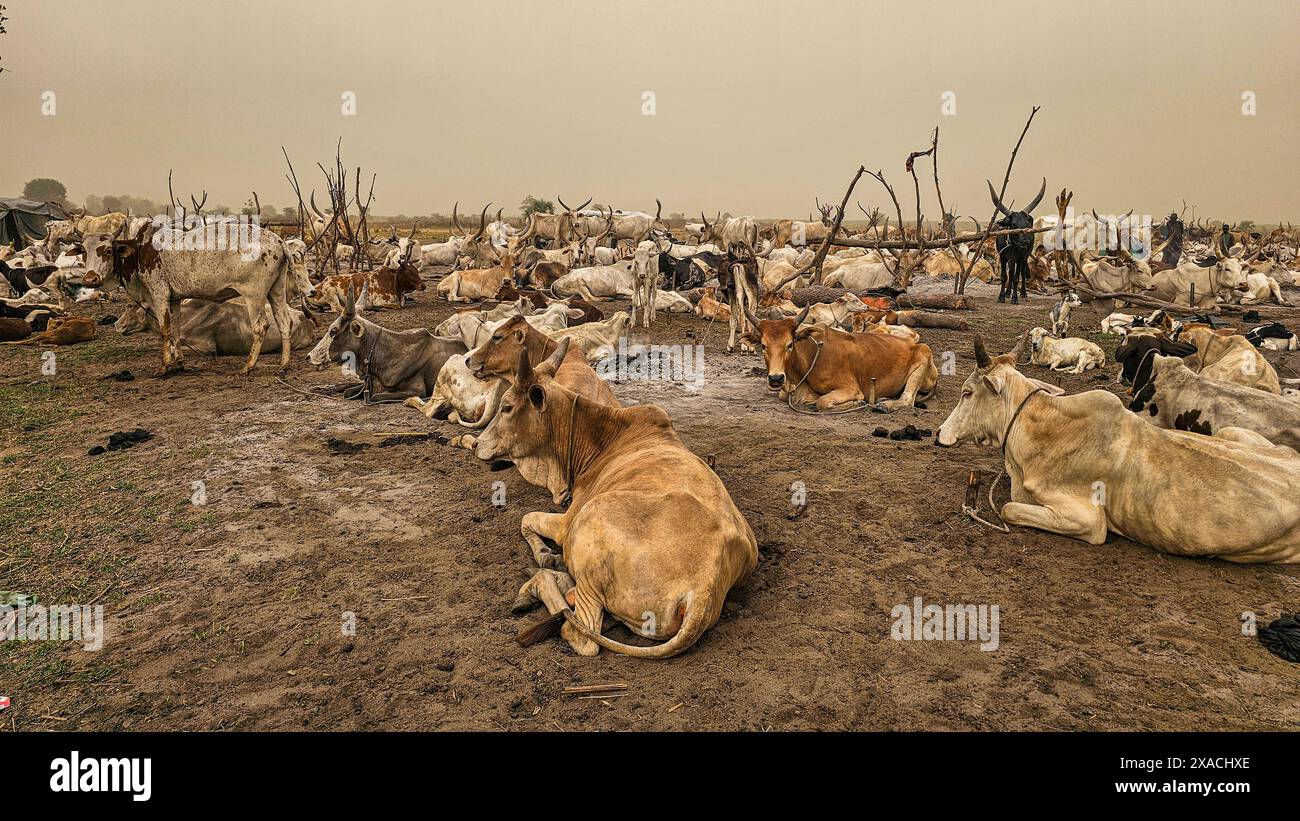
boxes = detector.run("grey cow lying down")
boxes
[307,288,466,401]
[115,299,318,355]
[936,338,1300,564]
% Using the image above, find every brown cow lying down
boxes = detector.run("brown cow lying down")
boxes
[313,264,424,311]
[468,317,619,419]
[436,249,516,303]
[472,345,758,657]
[4,315,95,347]
[743,306,937,411]
[115,299,318,355]
[937,338,1300,563]
[494,282,607,327]
[0,316,34,341]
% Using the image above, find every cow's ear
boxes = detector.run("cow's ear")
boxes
[350,320,364,337]
[512,328,526,344]
[528,383,546,410]
[980,374,1004,395]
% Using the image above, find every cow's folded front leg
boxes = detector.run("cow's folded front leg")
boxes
[521,510,567,570]
[814,387,864,411]
[1000,499,1107,544]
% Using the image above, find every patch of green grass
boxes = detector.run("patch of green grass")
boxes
[0,382,89,440]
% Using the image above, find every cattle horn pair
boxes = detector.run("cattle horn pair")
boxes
[988,177,1047,217]
[556,196,592,215]
[402,222,419,262]
[515,337,570,383]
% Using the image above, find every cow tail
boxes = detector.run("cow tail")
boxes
[561,589,715,659]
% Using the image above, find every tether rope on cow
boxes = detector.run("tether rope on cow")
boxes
[962,387,1046,532]
[781,335,896,416]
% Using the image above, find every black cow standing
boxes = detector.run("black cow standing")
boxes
[988,178,1046,304]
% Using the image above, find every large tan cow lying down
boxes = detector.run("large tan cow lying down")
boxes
[937,339,1300,563]
[1179,325,1280,394]
[472,347,758,657]
[436,249,515,303]
[743,306,937,410]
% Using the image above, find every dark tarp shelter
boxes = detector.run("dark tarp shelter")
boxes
[0,198,71,250]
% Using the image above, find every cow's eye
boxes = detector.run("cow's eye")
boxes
[962,388,973,398]
[501,403,514,414]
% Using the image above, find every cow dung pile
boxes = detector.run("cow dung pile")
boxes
[1258,613,1300,664]
[87,428,152,455]
[871,425,932,441]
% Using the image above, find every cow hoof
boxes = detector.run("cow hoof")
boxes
[535,552,560,570]
[510,594,540,614]
[997,296,1006,304]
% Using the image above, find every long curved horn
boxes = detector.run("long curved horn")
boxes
[574,197,592,213]
[700,211,710,230]
[452,201,465,235]
[517,213,536,242]
[589,207,612,245]
[472,203,490,240]
[987,181,1012,218]
[556,196,572,213]
[309,191,327,220]
[1023,178,1047,214]
[494,207,503,225]
[654,198,663,224]
[743,303,762,330]
[793,305,811,326]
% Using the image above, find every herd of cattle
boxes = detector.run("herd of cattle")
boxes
[2,197,1299,657]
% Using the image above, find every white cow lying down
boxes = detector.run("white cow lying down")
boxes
[404,353,504,432]
[1028,327,1104,373]
[550,261,636,301]
[937,340,1300,563]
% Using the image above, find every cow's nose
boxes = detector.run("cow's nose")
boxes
[767,374,784,389]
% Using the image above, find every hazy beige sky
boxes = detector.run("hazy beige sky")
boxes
[2,0,1296,221]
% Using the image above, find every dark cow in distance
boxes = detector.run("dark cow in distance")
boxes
[988,177,1046,304]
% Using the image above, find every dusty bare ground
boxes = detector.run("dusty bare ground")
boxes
[2,278,1299,732]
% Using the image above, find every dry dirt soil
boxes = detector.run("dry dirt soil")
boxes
[2,276,1298,731]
